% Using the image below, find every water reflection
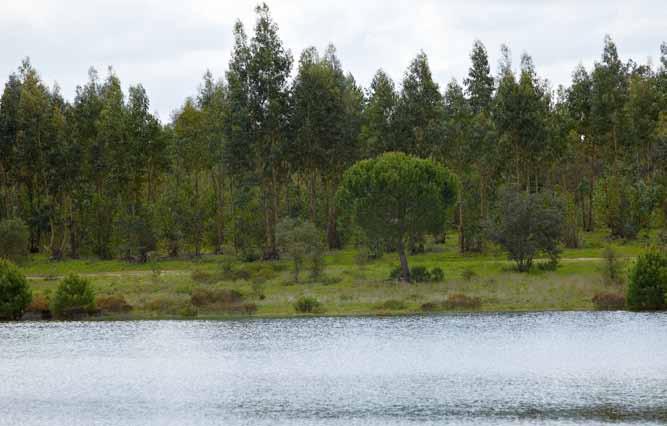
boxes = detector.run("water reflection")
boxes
[1,312,666,425]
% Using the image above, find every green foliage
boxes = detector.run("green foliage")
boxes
[627,251,667,310]
[601,247,625,286]
[293,296,323,314]
[276,218,325,282]
[0,259,32,320]
[0,218,29,262]
[51,274,96,319]
[487,187,564,272]
[410,266,431,283]
[375,299,407,310]
[594,175,658,239]
[338,152,456,282]
[389,265,443,283]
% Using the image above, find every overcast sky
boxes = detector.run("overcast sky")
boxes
[1,0,665,121]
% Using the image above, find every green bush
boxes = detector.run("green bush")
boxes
[276,218,326,282]
[0,260,32,320]
[375,299,407,310]
[627,252,667,310]
[601,247,625,286]
[293,296,323,313]
[410,266,431,283]
[51,274,96,319]
[389,266,442,282]
[190,288,244,307]
[0,219,29,262]
[431,267,444,282]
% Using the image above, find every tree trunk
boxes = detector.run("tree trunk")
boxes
[308,171,317,224]
[458,179,465,253]
[397,238,410,283]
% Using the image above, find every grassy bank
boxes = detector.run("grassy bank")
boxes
[19,231,646,320]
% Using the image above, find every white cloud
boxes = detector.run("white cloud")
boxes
[1,0,664,119]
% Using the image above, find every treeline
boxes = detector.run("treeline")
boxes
[1,3,667,263]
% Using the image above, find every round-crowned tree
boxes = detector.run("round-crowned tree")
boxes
[0,259,32,320]
[627,251,667,311]
[337,152,456,282]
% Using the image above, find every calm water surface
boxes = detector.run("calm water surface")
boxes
[1,312,666,425]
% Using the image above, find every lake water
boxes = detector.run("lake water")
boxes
[1,312,666,425]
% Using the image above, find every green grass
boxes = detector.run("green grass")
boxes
[19,230,646,320]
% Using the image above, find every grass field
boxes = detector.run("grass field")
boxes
[19,230,654,320]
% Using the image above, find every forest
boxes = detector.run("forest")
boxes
[1,3,667,274]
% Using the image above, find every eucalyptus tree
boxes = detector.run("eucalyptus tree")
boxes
[590,35,628,168]
[290,44,362,248]
[198,71,229,254]
[393,52,445,157]
[246,3,293,259]
[14,59,52,252]
[0,73,22,220]
[361,69,397,157]
[464,40,494,114]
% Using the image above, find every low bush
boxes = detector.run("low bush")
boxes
[0,260,32,320]
[420,302,439,312]
[592,292,626,310]
[51,274,96,319]
[410,266,431,283]
[190,288,244,307]
[431,267,444,282]
[191,270,217,284]
[627,251,667,310]
[389,265,444,283]
[461,269,477,281]
[242,303,258,315]
[601,247,625,286]
[293,296,323,314]
[25,293,51,319]
[444,293,481,310]
[96,295,133,313]
[375,299,408,310]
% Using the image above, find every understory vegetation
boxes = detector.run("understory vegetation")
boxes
[0,231,660,320]
[1,4,667,317]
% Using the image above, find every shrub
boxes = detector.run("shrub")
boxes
[190,288,244,307]
[592,292,626,310]
[461,269,477,281]
[444,293,481,310]
[420,302,439,312]
[627,252,667,311]
[276,218,326,282]
[389,266,402,281]
[51,274,96,319]
[410,266,431,283]
[25,293,51,319]
[601,247,625,286]
[487,187,564,272]
[191,270,216,284]
[241,303,257,315]
[375,299,408,310]
[431,267,444,282]
[293,296,323,313]
[0,260,32,320]
[389,266,442,282]
[96,295,133,313]
[0,219,29,262]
